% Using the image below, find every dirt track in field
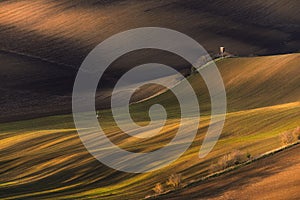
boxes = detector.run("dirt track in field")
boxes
[159,145,300,200]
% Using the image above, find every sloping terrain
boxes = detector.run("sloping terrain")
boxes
[134,53,300,114]
[158,144,300,200]
[0,51,175,122]
[0,51,76,122]
[0,0,299,67]
[0,103,299,199]
[0,54,299,199]
[1,52,299,122]
[1,0,299,121]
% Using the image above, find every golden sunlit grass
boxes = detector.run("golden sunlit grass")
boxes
[1,102,299,199]
[0,54,299,199]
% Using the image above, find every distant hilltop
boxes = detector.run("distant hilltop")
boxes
[0,0,299,69]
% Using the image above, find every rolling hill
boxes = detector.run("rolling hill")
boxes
[0,53,299,199]
[0,51,176,122]
[1,0,299,121]
[129,53,300,121]
[0,0,299,68]
[1,1,299,199]
[1,51,299,122]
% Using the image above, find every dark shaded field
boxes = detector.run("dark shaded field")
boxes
[1,0,299,67]
[0,0,299,121]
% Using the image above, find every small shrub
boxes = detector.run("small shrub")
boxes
[292,126,300,140]
[191,66,197,74]
[153,183,164,195]
[166,173,182,189]
[231,150,246,164]
[280,131,296,145]
[211,150,246,172]
[217,154,231,170]
[210,162,221,172]
[223,150,245,167]
[246,152,252,160]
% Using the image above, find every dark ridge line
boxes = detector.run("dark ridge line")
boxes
[0,48,78,71]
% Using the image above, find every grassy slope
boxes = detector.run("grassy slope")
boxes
[0,54,299,199]
[131,53,300,115]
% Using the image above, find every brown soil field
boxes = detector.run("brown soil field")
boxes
[158,144,300,200]
[0,0,299,68]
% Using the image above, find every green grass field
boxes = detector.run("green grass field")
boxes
[0,54,299,199]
